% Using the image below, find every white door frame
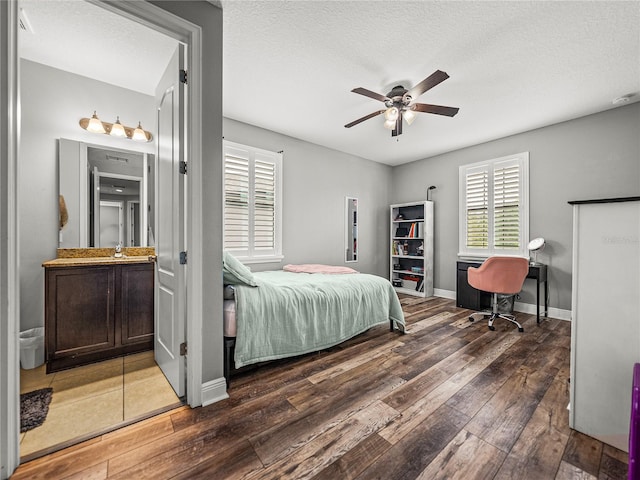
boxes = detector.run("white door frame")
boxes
[0,1,205,476]
[0,1,20,477]
[127,200,140,246]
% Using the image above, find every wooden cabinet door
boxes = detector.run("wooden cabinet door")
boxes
[456,261,491,310]
[46,266,116,361]
[120,263,154,346]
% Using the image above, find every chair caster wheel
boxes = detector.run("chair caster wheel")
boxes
[518,327,524,333]
[488,325,495,331]
[468,316,475,322]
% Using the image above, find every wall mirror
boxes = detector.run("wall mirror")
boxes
[58,138,150,248]
[345,197,358,262]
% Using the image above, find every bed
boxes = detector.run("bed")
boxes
[222,252,406,385]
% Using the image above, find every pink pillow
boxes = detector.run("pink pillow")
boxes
[283,264,358,274]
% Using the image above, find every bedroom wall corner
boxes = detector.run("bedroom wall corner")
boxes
[391,102,640,313]
[223,118,393,278]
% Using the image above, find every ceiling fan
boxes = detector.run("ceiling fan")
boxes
[344,70,459,137]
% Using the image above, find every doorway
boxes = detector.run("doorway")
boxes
[15,0,188,462]
[3,1,215,476]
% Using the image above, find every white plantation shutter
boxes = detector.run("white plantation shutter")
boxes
[493,161,521,250]
[224,149,250,252]
[459,152,528,257]
[465,167,489,249]
[223,141,282,261]
[253,155,276,253]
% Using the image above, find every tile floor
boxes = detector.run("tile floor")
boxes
[19,351,182,459]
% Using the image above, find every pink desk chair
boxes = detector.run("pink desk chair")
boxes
[467,256,529,332]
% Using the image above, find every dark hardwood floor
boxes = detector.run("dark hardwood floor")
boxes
[13,296,629,479]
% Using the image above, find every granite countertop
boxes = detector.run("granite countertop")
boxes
[43,247,156,268]
[43,256,156,268]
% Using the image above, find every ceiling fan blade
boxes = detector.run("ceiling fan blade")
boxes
[344,110,386,128]
[411,103,460,117]
[351,87,390,103]
[406,70,450,100]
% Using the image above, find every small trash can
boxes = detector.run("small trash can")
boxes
[20,327,45,369]
[496,294,516,314]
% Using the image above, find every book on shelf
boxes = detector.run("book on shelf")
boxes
[402,222,423,238]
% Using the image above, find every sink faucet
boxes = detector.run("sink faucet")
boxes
[114,243,123,258]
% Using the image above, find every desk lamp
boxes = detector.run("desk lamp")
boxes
[528,237,545,265]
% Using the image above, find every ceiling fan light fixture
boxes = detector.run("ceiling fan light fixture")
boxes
[383,119,396,130]
[384,107,399,122]
[403,109,417,125]
[345,70,459,138]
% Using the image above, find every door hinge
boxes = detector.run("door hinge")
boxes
[180,342,187,356]
[180,251,187,264]
[179,161,187,175]
[180,69,188,84]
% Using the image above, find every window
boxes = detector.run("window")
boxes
[459,152,529,258]
[223,141,283,263]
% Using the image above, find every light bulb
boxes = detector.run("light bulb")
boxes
[110,117,126,137]
[132,122,147,142]
[384,107,399,122]
[404,109,416,125]
[86,111,106,134]
[384,119,396,130]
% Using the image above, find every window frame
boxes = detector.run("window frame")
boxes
[223,140,283,264]
[458,152,529,259]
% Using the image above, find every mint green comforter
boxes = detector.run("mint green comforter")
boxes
[233,271,405,368]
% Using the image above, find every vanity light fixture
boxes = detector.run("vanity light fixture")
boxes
[109,116,126,137]
[132,122,148,142]
[79,111,153,142]
[86,111,106,134]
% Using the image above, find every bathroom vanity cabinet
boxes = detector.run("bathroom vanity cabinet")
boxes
[43,257,154,373]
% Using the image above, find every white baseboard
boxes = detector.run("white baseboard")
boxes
[434,288,456,299]
[514,301,572,321]
[201,377,229,407]
[433,289,572,321]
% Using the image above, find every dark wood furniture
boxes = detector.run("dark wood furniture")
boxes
[44,259,154,373]
[457,260,548,323]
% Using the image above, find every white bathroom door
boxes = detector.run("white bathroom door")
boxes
[154,45,186,397]
[99,200,123,247]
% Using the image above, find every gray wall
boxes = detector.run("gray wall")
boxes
[19,59,155,331]
[391,103,640,311]
[223,118,393,278]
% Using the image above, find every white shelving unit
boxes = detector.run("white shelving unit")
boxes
[390,201,434,297]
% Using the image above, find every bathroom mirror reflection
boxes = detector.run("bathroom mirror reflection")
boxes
[58,138,150,248]
[345,197,358,262]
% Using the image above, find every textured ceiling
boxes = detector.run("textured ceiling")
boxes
[18,0,640,166]
[19,0,177,95]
